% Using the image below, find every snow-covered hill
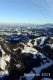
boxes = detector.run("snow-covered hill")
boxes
[0,36,53,80]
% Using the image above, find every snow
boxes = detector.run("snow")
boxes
[23,71,35,80]
[0,45,10,77]
[33,37,47,47]
[32,59,53,74]
[38,53,47,59]
[13,48,19,51]
[0,35,53,79]
[42,77,53,80]
[33,39,37,46]
[39,37,46,46]
[49,44,53,49]
[23,59,53,80]
[16,64,21,69]
[27,39,33,47]
[0,70,8,78]
[22,43,47,59]
[22,45,38,54]
[21,46,53,80]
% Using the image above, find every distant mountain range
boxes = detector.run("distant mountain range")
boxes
[0,23,53,29]
[36,23,53,29]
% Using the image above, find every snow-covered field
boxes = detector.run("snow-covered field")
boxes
[0,27,53,80]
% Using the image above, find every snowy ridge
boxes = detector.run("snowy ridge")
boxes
[0,45,10,77]
[0,35,53,80]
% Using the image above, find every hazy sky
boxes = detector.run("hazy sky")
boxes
[0,0,53,24]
